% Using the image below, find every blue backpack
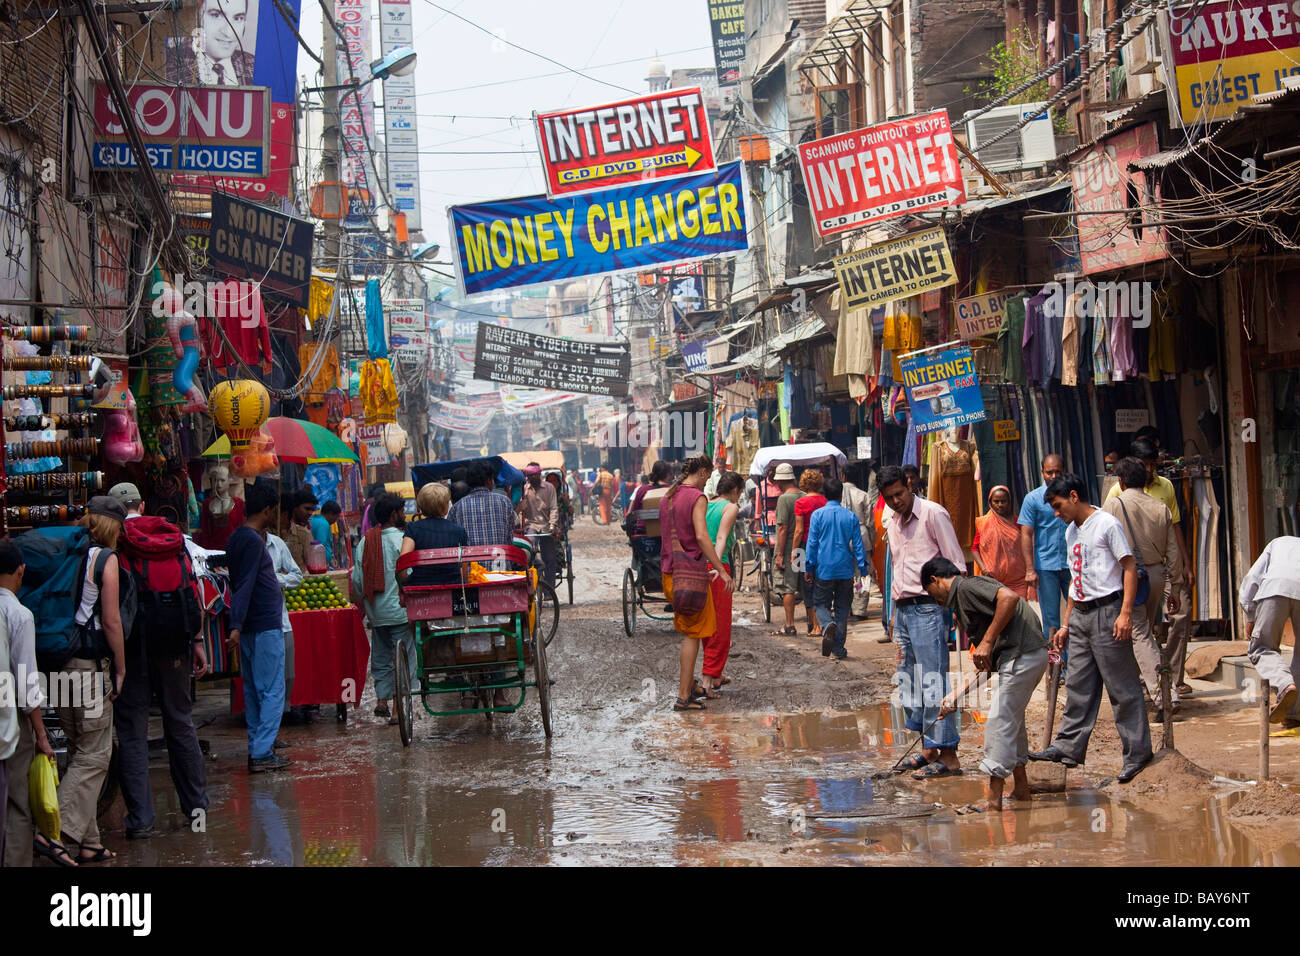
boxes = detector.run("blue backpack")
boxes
[15,526,136,671]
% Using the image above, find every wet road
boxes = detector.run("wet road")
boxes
[105,520,1297,866]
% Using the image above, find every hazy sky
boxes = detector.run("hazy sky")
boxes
[302,0,720,261]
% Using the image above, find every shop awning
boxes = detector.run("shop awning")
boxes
[796,0,895,86]
[740,271,837,320]
[955,181,1071,216]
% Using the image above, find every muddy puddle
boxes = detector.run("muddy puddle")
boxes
[111,700,1296,867]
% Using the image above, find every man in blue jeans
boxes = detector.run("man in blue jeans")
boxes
[1018,454,1069,667]
[880,465,968,780]
[805,477,868,661]
[225,483,291,773]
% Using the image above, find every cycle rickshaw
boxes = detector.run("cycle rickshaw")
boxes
[394,541,553,743]
[620,484,676,636]
[747,442,849,622]
[501,450,575,605]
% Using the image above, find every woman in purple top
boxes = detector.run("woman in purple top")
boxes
[659,456,732,712]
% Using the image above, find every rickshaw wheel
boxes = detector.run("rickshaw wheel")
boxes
[532,608,553,738]
[565,539,575,604]
[538,580,560,647]
[622,568,637,636]
[394,641,413,747]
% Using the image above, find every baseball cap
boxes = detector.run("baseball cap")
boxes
[773,463,796,481]
[87,495,127,524]
[108,482,142,506]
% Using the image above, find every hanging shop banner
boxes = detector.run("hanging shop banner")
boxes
[1069,123,1167,275]
[160,0,302,199]
[707,0,744,87]
[798,110,965,240]
[91,84,270,176]
[474,324,631,397]
[682,340,710,373]
[209,192,314,308]
[356,423,387,458]
[449,160,749,297]
[429,400,494,433]
[1163,0,1300,125]
[534,88,716,199]
[952,290,1010,340]
[898,343,986,435]
[832,226,956,310]
[498,385,585,413]
[380,0,422,228]
[387,298,427,363]
[336,0,380,227]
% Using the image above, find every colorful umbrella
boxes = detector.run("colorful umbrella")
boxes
[202,416,360,464]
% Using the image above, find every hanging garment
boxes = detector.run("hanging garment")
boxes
[365,278,387,360]
[1061,291,1082,387]
[777,382,791,441]
[832,294,875,401]
[1093,297,1113,385]
[1109,307,1137,381]
[1041,289,1064,382]
[1022,293,1047,386]
[882,298,922,381]
[1194,476,1222,619]
[203,281,272,369]
[726,421,760,476]
[299,342,342,402]
[927,438,980,551]
[309,277,335,324]
[999,293,1028,386]
[902,412,918,468]
[1076,297,1093,383]
[360,358,399,423]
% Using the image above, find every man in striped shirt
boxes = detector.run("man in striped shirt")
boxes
[450,461,515,547]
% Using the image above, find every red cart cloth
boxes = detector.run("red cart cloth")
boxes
[232,606,370,712]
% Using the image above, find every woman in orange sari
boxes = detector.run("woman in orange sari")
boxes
[973,485,1030,599]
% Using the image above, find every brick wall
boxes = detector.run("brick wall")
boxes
[911,0,1005,117]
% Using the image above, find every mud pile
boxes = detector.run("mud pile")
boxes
[1228,781,1300,819]
[1107,749,1214,796]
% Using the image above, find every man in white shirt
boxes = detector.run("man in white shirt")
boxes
[1030,473,1153,784]
[1238,536,1300,724]
[265,531,304,722]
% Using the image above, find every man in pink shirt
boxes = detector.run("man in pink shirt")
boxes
[880,465,968,779]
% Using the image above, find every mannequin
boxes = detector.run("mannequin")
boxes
[200,463,245,551]
[927,426,982,559]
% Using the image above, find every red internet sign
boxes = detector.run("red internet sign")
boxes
[798,110,965,240]
[534,88,716,199]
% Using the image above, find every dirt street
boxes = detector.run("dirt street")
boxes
[100,519,1300,866]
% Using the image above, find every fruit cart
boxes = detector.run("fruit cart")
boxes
[392,544,553,744]
[233,575,369,722]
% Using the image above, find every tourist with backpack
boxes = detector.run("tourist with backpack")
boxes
[225,483,291,772]
[113,492,211,839]
[55,496,131,862]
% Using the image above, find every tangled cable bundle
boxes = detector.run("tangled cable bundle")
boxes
[5,438,99,459]
[7,472,103,492]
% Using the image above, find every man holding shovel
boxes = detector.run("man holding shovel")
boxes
[924,558,1049,809]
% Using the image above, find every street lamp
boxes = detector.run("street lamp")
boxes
[412,242,440,261]
[371,46,417,80]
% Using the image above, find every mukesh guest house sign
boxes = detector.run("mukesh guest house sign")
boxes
[210,192,314,308]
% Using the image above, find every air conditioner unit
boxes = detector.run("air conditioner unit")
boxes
[962,102,1058,173]
[1124,16,1160,75]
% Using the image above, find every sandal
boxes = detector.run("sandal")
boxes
[770,626,797,636]
[34,834,77,867]
[374,703,391,718]
[674,697,706,711]
[893,753,929,773]
[719,676,732,686]
[77,844,117,863]
[913,763,963,780]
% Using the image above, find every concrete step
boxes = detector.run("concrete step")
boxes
[1216,648,1293,691]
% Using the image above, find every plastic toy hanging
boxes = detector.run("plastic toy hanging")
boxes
[157,284,209,413]
[230,426,279,478]
[103,389,144,466]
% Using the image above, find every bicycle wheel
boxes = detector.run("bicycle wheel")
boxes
[532,607,553,738]
[538,580,560,647]
[622,568,637,636]
[394,641,413,747]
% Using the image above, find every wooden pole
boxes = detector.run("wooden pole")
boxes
[1260,681,1271,782]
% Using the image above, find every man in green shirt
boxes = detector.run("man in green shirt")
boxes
[351,493,415,722]
[923,557,1049,809]
[769,463,803,636]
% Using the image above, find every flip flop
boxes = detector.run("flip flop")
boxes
[770,626,797,636]
[719,677,732,686]
[76,845,117,864]
[673,697,706,711]
[893,754,929,774]
[913,763,963,780]
[1270,685,1298,724]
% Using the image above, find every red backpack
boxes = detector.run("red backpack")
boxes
[118,515,204,652]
